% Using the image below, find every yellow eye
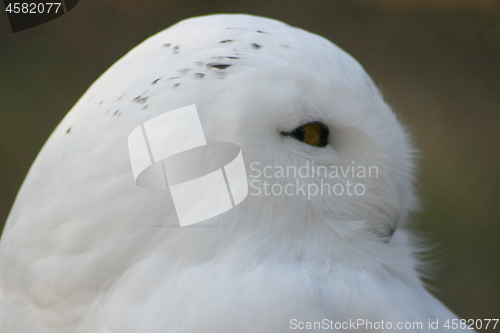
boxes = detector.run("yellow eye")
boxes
[280,121,329,147]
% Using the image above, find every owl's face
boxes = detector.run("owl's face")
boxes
[179,18,419,243]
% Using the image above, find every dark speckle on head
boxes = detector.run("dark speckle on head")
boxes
[66,127,72,133]
[168,77,180,80]
[133,96,148,104]
[99,100,104,105]
[177,68,190,76]
[194,73,205,79]
[172,83,181,89]
[151,78,161,84]
[142,105,149,110]
[172,45,180,54]
[113,110,119,116]
[220,39,233,43]
[252,43,261,49]
[280,44,291,49]
[117,95,123,101]
[256,30,270,34]
[194,61,204,67]
[206,62,232,70]
[163,43,171,48]
[226,56,239,59]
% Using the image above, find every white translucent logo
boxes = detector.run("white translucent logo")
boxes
[128,105,248,227]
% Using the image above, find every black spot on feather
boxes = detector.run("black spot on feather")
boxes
[133,96,148,104]
[252,43,261,49]
[206,62,232,70]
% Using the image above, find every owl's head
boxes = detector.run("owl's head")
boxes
[157,15,418,244]
[34,14,418,263]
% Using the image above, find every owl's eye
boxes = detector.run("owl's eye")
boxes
[280,121,329,147]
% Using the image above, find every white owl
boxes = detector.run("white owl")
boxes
[0,14,473,333]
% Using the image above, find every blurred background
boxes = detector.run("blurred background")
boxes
[1,0,499,325]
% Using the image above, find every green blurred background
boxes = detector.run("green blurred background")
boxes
[1,0,499,325]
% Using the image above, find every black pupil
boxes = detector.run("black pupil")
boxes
[291,126,305,141]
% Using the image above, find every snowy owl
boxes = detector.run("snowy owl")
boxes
[0,14,473,333]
